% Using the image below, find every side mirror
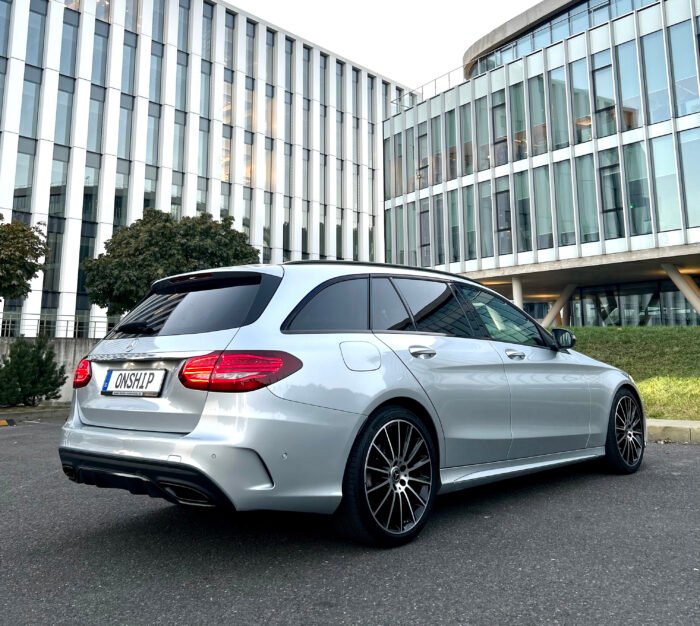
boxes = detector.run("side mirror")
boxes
[552,328,576,350]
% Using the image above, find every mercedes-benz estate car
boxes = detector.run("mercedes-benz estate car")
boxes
[59,262,645,546]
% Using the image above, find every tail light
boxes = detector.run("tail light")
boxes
[179,351,302,393]
[73,359,92,388]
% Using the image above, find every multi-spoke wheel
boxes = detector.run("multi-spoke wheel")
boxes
[605,388,644,474]
[337,406,437,547]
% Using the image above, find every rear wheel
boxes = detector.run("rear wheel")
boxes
[604,389,644,474]
[337,406,437,547]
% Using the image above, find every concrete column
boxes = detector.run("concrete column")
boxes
[662,264,700,315]
[541,284,577,329]
[512,275,523,309]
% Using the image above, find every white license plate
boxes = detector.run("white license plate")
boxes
[101,369,166,397]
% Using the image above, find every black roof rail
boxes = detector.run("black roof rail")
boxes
[282,260,483,285]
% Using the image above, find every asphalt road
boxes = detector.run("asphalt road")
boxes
[1,418,699,625]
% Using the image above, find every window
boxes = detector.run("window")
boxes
[144,165,157,209]
[224,70,234,126]
[460,103,473,174]
[407,201,417,266]
[554,160,575,246]
[393,279,473,338]
[146,103,160,166]
[201,2,213,61]
[599,148,624,239]
[651,135,681,232]
[533,165,553,249]
[87,86,105,153]
[13,141,35,221]
[593,50,616,137]
[150,42,163,103]
[118,95,134,160]
[419,197,430,266]
[224,12,235,69]
[173,111,186,172]
[492,90,508,166]
[448,190,459,263]
[456,285,545,347]
[384,207,393,263]
[495,176,512,255]
[475,97,489,170]
[641,31,670,124]
[679,128,700,228]
[55,77,73,146]
[114,160,129,230]
[92,21,109,86]
[463,186,477,260]
[20,67,42,138]
[417,122,429,189]
[668,21,700,117]
[510,83,527,160]
[200,60,211,118]
[178,0,189,51]
[125,0,139,32]
[288,278,369,332]
[616,41,641,131]
[479,181,493,258]
[0,0,11,57]
[433,195,445,265]
[405,130,415,193]
[266,30,276,84]
[370,278,413,331]
[623,142,652,236]
[152,0,165,42]
[445,110,457,180]
[122,32,137,94]
[246,20,256,76]
[175,52,187,110]
[576,154,599,243]
[529,75,547,155]
[570,59,592,143]
[548,67,568,149]
[26,0,47,68]
[514,171,531,253]
[95,0,110,21]
[60,10,79,77]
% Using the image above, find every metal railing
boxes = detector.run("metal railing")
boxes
[392,65,465,113]
[0,312,112,339]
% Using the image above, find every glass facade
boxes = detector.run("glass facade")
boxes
[384,0,700,326]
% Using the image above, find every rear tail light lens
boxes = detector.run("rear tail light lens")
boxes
[179,351,302,393]
[73,359,92,388]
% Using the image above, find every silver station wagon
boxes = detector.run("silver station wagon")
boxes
[60,262,645,546]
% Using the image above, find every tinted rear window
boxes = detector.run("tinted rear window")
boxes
[393,278,474,338]
[110,274,275,338]
[287,278,369,332]
[371,278,414,331]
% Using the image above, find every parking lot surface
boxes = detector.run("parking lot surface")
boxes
[1,418,699,625]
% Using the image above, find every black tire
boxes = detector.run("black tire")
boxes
[336,405,438,548]
[604,388,644,474]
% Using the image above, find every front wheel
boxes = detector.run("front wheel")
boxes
[337,406,438,547]
[604,389,644,474]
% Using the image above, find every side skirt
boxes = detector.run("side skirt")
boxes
[438,447,606,494]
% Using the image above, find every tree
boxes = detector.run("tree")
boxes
[83,209,260,315]
[0,215,48,303]
[0,336,67,407]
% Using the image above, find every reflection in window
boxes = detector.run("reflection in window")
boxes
[616,41,641,131]
[549,67,568,150]
[60,12,79,77]
[433,195,445,265]
[200,61,211,119]
[146,104,160,167]
[445,110,458,180]
[679,128,700,228]
[514,171,531,252]
[118,97,133,160]
[122,32,137,94]
[430,116,442,185]
[651,135,681,232]
[370,278,412,332]
[92,22,109,86]
[576,154,599,243]
[570,59,592,143]
[448,190,459,264]
[599,148,624,240]
[668,21,700,117]
[593,50,616,137]
[479,181,493,258]
[475,97,489,170]
[396,204,404,265]
[150,42,163,103]
[554,160,575,246]
[407,202,417,266]
[171,172,183,219]
[394,133,403,195]
[405,129,415,193]
[622,142,652,236]
[113,161,129,231]
[641,31,671,124]
[13,143,34,221]
[495,176,511,255]
[419,198,430,267]
[417,122,429,189]
[87,87,105,153]
[492,90,508,166]
[55,77,73,146]
[528,75,547,155]
[26,0,47,68]
[463,186,477,261]
[144,165,157,209]
[175,52,187,110]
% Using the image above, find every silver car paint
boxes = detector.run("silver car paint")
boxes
[60,263,644,514]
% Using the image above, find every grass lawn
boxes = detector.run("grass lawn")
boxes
[571,327,700,421]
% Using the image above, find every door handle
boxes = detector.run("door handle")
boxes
[409,345,437,359]
[505,349,526,360]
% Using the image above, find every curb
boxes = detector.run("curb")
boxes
[647,419,700,444]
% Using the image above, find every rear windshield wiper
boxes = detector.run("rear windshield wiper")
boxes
[115,321,158,335]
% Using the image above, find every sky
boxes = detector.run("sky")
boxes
[229,0,541,89]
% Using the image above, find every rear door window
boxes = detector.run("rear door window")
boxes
[286,277,369,332]
[110,274,277,338]
[392,278,474,338]
[370,277,414,331]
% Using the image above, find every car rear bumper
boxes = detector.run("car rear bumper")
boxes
[59,389,366,514]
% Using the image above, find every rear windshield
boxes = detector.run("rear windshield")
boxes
[108,273,278,338]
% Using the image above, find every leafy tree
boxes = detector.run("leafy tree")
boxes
[83,209,260,315]
[0,215,48,303]
[0,336,68,407]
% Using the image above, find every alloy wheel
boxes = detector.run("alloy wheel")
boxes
[364,419,433,535]
[614,395,643,466]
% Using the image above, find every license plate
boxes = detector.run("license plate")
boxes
[101,369,166,397]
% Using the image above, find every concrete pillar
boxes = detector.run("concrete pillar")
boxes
[512,276,523,309]
[661,264,700,315]
[541,284,577,329]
